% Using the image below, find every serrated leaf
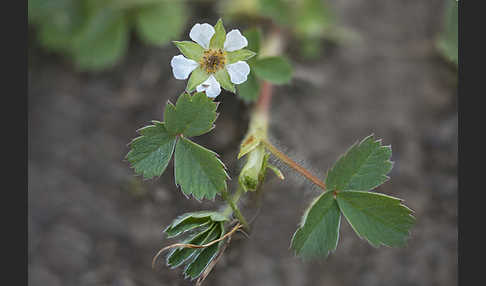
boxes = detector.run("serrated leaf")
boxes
[135,1,186,46]
[174,138,229,200]
[184,222,224,280]
[252,56,293,84]
[325,135,393,192]
[71,8,129,71]
[336,191,415,247]
[209,19,226,49]
[125,121,177,179]
[167,224,216,268]
[214,69,235,93]
[173,41,205,61]
[226,49,257,64]
[291,191,340,259]
[165,92,218,137]
[236,71,260,103]
[187,66,210,92]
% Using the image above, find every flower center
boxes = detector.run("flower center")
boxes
[201,49,226,74]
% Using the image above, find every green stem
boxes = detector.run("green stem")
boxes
[222,187,249,229]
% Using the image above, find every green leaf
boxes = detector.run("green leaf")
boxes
[209,19,226,49]
[336,191,415,247]
[437,0,458,66]
[325,135,393,192]
[214,69,236,93]
[226,49,257,64]
[125,121,177,179]
[165,92,218,137]
[187,66,210,92]
[291,191,341,259]
[166,224,216,268]
[71,9,129,71]
[184,222,224,280]
[243,28,262,54]
[135,1,187,46]
[165,211,227,238]
[236,71,260,103]
[252,56,293,84]
[173,41,205,61]
[174,138,229,200]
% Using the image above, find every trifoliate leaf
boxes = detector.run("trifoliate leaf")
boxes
[184,222,224,280]
[71,9,128,71]
[209,19,226,50]
[291,191,341,259]
[187,66,210,92]
[174,138,229,200]
[164,211,228,238]
[253,56,293,84]
[325,135,393,192]
[214,69,236,93]
[336,191,415,247]
[165,92,218,138]
[125,121,177,179]
[166,224,216,268]
[135,1,186,46]
[173,41,205,62]
[236,71,260,103]
[226,49,257,64]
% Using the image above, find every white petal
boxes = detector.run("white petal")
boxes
[226,61,250,84]
[223,29,248,52]
[170,55,199,80]
[196,75,221,98]
[189,23,215,49]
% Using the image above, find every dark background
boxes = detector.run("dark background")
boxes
[28,1,457,285]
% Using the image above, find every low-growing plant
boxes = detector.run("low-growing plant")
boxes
[125,15,415,285]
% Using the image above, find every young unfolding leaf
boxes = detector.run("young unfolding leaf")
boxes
[336,191,415,247]
[125,121,176,179]
[174,138,229,200]
[183,223,224,280]
[165,92,219,138]
[291,191,341,259]
[167,224,215,268]
[325,135,393,192]
[252,56,293,84]
[165,211,228,238]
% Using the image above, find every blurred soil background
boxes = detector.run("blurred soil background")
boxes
[28,0,457,285]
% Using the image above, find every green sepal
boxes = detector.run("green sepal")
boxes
[252,56,293,84]
[174,138,229,200]
[164,92,219,137]
[226,49,257,64]
[325,135,393,192]
[291,191,341,260]
[209,19,226,50]
[336,190,415,247]
[125,121,177,179]
[186,66,210,92]
[173,40,205,61]
[214,69,236,93]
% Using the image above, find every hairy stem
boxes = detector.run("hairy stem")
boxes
[262,140,327,191]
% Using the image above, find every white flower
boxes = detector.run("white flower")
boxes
[170,20,256,98]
